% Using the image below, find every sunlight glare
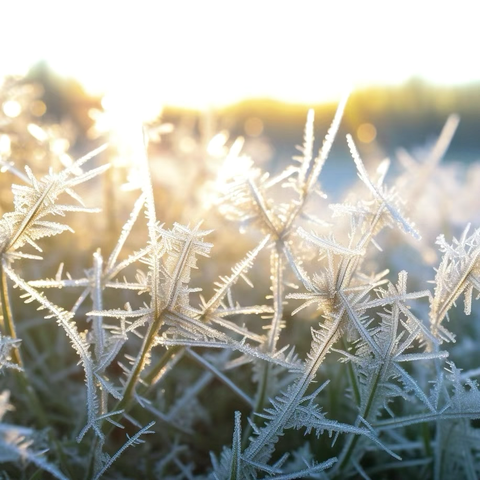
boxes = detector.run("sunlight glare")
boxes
[0,1,478,108]
[216,137,251,187]
[99,92,160,168]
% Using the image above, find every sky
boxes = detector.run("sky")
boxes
[1,1,478,110]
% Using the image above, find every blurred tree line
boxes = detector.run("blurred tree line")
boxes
[10,62,480,163]
[212,78,480,162]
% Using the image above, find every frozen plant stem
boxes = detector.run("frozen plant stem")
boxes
[0,263,49,428]
[112,310,168,416]
[242,249,284,448]
[239,99,349,449]
[0,265,20,366]
[0,263,74,478]
[244,313,342,461]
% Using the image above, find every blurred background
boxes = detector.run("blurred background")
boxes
[2,2,479,148]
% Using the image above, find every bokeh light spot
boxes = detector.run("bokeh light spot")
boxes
[30,100,47,117]
[2,100,21,118]
[244,117,264,137]
[357,123,377,144]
